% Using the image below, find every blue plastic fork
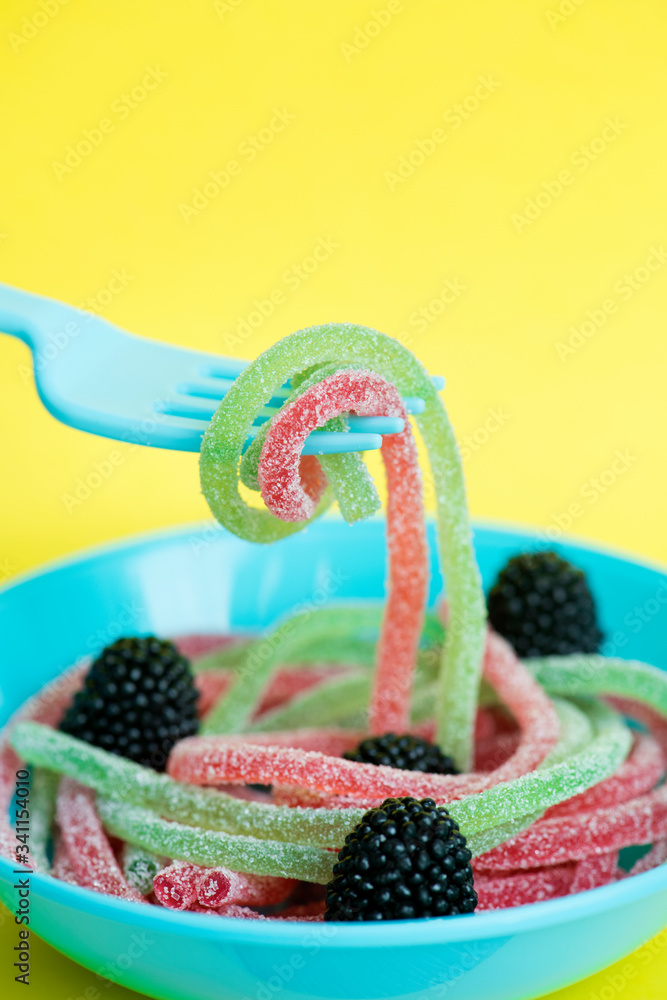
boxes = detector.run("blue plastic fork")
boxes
[0,283,444,455]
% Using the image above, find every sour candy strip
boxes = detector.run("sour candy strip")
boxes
[546,733,663,819]
[96,798,336,883]
[11,722,364,847]
[197,867,295,908]
[199,324,486,769]
[56,778,144,901]
[52,836,81,886]
[153,862,202,910]
[0,663,87,868]
[477,631,560,784]
[241,362,381,525]
[475,784,667,871]
[257,369,427,734]
[475,862,575,910]
[528,656,667,718]
[171,632,561,801]
[570,852,619,893]
[210,369,429,736]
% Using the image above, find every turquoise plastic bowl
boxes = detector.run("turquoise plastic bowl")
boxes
[1,518,667,1000]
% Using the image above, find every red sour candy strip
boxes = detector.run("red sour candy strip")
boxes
[185,632,560,806]
[174,635,239,660]
[475,862,576,910]
[52,836,82,886]
[474,732,520,773]
[215,728,365,757]
[56,778,144,901]
[475,784,667,872]
[570,852,619,893]
[608,697,667,759]
[546,733,663,819]
[212,904,324,922]
[258,369,428,734]
[197,867,295,908]
[153,862,202,910]
[478,631,560,785]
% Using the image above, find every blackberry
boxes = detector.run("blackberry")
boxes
[343,733,458,775]
[487,550,603,658]
[59,636,199,771]
[325,796,477,921]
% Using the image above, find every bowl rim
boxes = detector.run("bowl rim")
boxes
[2,858,667,947]
[2,516,667,948]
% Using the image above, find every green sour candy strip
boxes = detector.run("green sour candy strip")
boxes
[191,640,255,674]
[28,767,58,874]
[527,655,667,715]
[467,812,543,858]
[10,693,626,865]
[201,606,392,735]
[540,696,594,766]
[122,844,167,896]
[194,606,441,675]
[446,698,631,834]
[249,650,440,733]
[11,722,362,848]
[99,799,335,884]
[248,672,371,732]
[465,697,609,856]
[199,323,486,769]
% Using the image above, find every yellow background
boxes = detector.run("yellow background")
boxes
[1,1,667,997]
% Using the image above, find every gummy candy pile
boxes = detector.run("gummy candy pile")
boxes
[2,323,667,922]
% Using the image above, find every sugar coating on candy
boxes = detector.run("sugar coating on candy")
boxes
[546,733,663,819]
[254,368,428,735]
[437,698,631,837]
[0,663,87,868]
[608,697,667,760]
[170,631,561,803]
[170,738,484,801]
[199,323,486,768]
[153,861,202,910]
[477,631,560,784]
[570,852,619,894]
[52,836,81,886]
[475,784,667,871]
[528,655,667,718]
[11,722,364,848]
[56,778,144,901]
[196,866,295,907]
[475,862,576,910]
[242,362,381,525]
[97,797,336,883]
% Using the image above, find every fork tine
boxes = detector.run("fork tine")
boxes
[155,411,384,456]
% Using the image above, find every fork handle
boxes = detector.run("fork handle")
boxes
[0,283,76,352]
